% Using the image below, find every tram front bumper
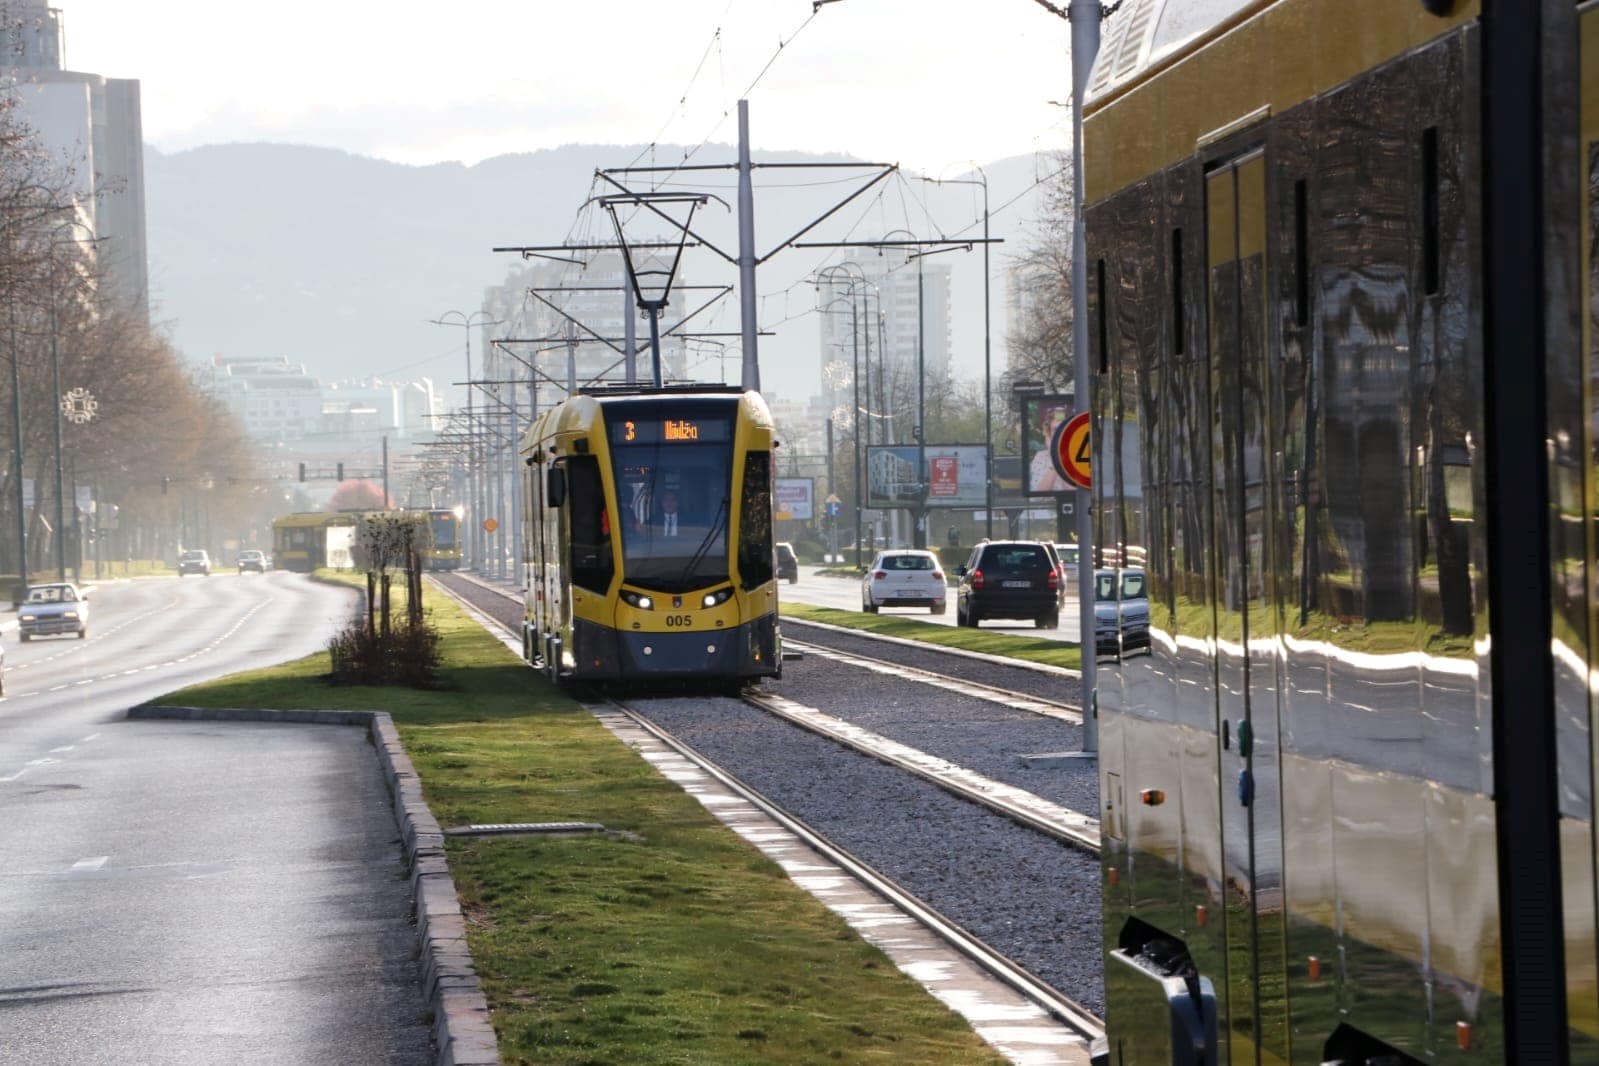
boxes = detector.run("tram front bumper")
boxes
[572,613,780,680]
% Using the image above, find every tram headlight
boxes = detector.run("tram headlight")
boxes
[701,588,734,609]
[620,591,654,610]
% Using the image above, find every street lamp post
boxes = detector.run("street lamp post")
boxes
[9,300,26,593]
[431,309,499,572]
[816,263,872,566]
[50,303,64,579]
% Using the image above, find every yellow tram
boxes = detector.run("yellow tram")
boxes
[1087,1,1595,1063]
[520,385,781,684]
[270,511,361,572]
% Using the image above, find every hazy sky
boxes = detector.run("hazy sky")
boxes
[59,0,1076,170]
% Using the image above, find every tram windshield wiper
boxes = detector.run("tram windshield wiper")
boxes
[678,496,730,587]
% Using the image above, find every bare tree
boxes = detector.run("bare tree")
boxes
[1003,152,1076,396]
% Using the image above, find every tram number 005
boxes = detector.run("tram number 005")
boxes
[664,614,693,628]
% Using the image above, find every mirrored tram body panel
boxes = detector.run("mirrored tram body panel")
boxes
[1075,0,1599,1060]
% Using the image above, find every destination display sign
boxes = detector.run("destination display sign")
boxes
[612,417,732,445]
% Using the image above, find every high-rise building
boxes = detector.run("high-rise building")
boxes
[1004,259,1061,377]
[1,0,149,320]
[817,258,952,442]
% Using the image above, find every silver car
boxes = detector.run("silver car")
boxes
[1094,567,1148,660]
[19,582,90,641]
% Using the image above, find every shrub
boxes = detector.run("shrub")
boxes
[328,614,441,687]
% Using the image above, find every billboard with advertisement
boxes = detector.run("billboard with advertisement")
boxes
[1020,393,1076,495]
[864,444,989,509]
[774,477,815,521]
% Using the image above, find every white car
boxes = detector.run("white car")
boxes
[18,582,90,641]
[862,549,947,616]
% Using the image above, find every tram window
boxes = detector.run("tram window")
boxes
[1294,179,1310,325]
[1096,258,1109,373]
[565,456,613,592]
[1171,229,1185,354]
[739,451,774,589]
[1422,126,1440,295]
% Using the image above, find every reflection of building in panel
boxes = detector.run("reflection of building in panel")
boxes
[1,0,148,319]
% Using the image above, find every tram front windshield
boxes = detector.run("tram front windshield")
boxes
[428,511,458,549]
[604,401,737,592]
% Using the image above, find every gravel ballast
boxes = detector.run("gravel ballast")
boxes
[435,573,1107,1017]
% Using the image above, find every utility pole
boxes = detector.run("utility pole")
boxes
[738,100,760,392]
[382,435,390,509]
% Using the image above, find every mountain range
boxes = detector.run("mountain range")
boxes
[143,141,1056,405]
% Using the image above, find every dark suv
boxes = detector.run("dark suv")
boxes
[954,540,1060,629]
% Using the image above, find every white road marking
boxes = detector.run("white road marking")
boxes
[70,856,108,872]
[49,745,75,753]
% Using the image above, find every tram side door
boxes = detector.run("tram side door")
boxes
[1205,149,1289,1066]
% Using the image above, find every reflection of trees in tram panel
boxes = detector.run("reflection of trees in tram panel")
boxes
[1082,3,1556,1061]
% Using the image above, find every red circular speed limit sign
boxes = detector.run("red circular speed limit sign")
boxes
[1051,411,1092,490]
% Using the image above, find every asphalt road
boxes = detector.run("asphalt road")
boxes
[779,564,1085,643]
[0,571,433,1064]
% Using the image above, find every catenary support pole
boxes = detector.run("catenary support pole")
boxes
[980,177,993,541]
[852,287,863,570]
[737,100,760,392]
[1070,0,1099,754]
[915,254,927,551]
[623,281,638,384]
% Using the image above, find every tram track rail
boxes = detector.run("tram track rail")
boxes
[431,572,1102,854]
[430,571,1110,1036]
[739,685,1101,855]
[588,688,1107,1041]
[782,637,1084,724]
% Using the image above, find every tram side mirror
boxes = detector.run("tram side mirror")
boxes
[546,466,567,508]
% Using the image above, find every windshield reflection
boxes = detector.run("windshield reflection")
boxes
[606,402,736,592]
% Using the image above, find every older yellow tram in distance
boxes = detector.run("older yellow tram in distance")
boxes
[519,385,781,685]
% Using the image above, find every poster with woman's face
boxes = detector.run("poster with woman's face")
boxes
[1023,394,1074,495]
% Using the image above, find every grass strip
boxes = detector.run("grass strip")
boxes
[160,579,1008,1065]
[780,601,1083,673]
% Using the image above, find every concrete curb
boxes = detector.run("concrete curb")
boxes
[127,705,500,1066]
